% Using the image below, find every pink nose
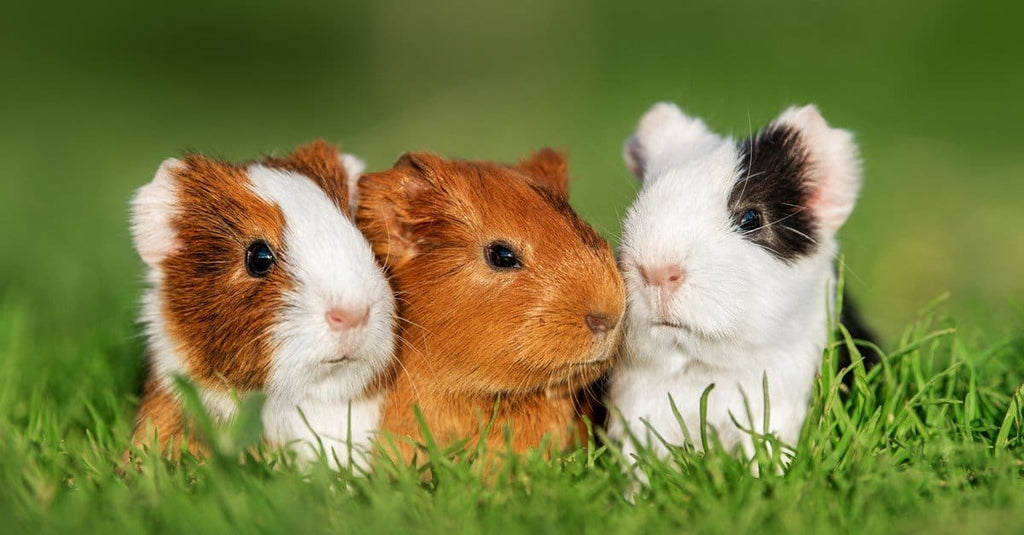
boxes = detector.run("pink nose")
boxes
[639,264,686,294]
[325,306,369,331]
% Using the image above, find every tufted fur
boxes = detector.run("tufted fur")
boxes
[609,103,862,463]
[357,150,625,463]
[129,141,396,469]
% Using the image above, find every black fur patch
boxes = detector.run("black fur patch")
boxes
[836,290,881,391]
[730,124,819,262]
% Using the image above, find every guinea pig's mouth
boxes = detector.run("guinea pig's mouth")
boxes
[653,319,691,332]
[652,318,728,343]
[321,355,350,365]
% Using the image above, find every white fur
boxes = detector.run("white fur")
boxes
[775,105,861,234]
[338,153,366,218]
[608,102,860,466]
[130,159,396,471]
[246,163,395,471]
[130,158,183,268]
[133,160,191,399]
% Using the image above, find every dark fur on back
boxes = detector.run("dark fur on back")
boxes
[837,291,881,390]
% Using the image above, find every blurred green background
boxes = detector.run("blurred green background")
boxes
[1,0,1021,342]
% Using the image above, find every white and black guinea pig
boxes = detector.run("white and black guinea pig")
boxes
[608,103,862,462]
[129,140,395,470]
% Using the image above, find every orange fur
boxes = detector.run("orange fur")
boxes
[132,377,206,459]
[357,150,625,463]
[161,154,288,391]
[131,141,353,457]
[261,139,350,213]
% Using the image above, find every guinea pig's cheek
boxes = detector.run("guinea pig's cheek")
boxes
[624,283,660,332]
[356,298,396,367]
[590,330,622,365]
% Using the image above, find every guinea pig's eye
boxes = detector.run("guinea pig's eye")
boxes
[485,242,522,270]
[737,208,762,233]
[245,241,276,277]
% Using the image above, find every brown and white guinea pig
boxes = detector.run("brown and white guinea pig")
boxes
[608,103,863,462]
[355,149,625,462]
[129,140,395,470]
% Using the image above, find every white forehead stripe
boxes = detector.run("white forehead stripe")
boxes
[621,139,743,268]
[245,164,382,308]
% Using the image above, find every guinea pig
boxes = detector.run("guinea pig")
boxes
[129,140,395,470]
[608,103,863,462]
[355,149,625,463]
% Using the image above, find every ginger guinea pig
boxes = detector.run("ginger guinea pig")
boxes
[130,140,395,470]
[608,103,863,462]
[356,149,625,462]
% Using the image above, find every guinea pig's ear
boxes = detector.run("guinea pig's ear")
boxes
[356,152,438,270]
[338,152,366,217]
[623,102,715,181]
[262,139,353,214]
[131,158,183,268]
[772,105,862,235]
[514,148,570,198]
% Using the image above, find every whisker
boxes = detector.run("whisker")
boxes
[734,113,758,207]
[395,333,438,379]
[390,343,423,401]
[782,224,819,246]
[743,209,805,236]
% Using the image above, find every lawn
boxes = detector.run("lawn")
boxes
[2,1,1022,533]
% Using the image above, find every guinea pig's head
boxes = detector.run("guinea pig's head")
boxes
[130,141,395,400]
[356,150,625,395]
[619,103,861,349]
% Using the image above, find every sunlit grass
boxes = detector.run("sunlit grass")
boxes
[2,2,1024,533]
[2,289,1022,535]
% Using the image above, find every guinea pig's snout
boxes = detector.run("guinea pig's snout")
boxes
[639,263,686,295]
[585,312,619,336]
[325,306,369,332]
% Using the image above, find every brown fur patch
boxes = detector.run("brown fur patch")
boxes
[513,147,570,197]
[358,150,625,463]
[132,141,361,457]
[132,377,206,458]
[260,139,350,215]
[159,154,289,392]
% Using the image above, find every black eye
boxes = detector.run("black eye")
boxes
[737,208,761,233]
[245,241,276,277]
[485,242,522,270]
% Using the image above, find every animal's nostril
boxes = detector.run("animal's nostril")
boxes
[639,264,686,292]
[585,312,618,335]
[325,306,369,331]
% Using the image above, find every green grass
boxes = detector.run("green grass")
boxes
[2,292,1023,535]
[2,0,1023,533]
